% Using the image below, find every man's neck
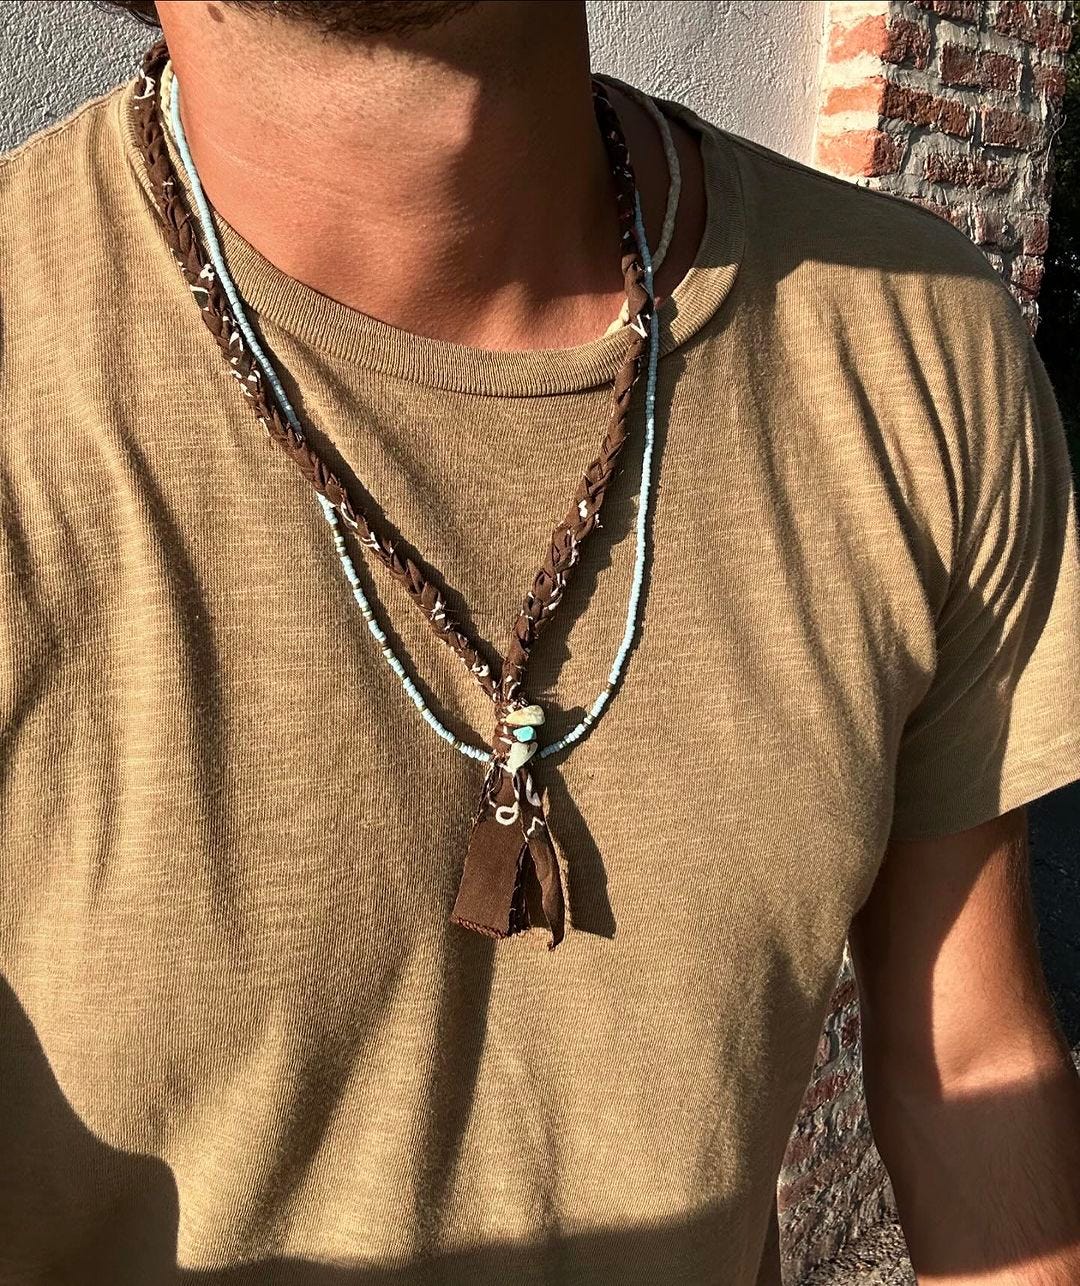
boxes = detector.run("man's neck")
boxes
[154,0,704,350]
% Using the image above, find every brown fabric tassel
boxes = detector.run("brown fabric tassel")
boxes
[522,788,568,949]
[451,759,567,951]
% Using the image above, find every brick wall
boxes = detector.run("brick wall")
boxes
[812,0,1073,331]
[777,4,1073,1279]
[778,948,899,1280]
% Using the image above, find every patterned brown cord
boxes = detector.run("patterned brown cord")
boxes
[499,92,652,704]
[133,40,497,697]
[131,38,653,735]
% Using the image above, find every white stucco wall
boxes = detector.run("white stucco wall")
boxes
[1,0,824,160]
[587,1,825,163]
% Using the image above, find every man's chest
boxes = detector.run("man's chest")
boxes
[0,346,943,1075]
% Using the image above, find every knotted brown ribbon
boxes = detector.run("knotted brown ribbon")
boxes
[451,701,567,949]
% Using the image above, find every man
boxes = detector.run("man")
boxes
[0,1,1078,1282]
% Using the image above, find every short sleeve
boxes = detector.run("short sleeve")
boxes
[889,313,1080,842]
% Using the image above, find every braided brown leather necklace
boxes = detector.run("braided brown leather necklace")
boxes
[131,37,656,950]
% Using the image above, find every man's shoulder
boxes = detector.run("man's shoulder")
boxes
[706,119,1035,405]
[0,81,151,364]
[0,80,158,467]
[688,108,1019,332]
[0,82,132,241]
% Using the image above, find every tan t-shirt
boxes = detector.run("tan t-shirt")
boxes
[1,72,1079,1286]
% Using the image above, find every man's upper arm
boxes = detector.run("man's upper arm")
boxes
[858,269,1080,1080]
[851,806,1071,1087]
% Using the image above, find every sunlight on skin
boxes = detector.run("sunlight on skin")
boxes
[851,807,1080,1282]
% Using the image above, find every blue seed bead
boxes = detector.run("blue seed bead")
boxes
[513,725,537,743]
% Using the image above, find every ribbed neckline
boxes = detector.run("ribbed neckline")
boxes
[119,70,744,397]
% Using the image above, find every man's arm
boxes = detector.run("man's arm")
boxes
[849,805,1080,1284]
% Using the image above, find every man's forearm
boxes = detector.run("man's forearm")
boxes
[863,1049,1080,1284]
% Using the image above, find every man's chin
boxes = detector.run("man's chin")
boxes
[225,0,480,39]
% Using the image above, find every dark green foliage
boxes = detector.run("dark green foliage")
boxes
[1035,29,1080,473]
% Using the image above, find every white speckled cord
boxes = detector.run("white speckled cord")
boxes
[162,64,661,766]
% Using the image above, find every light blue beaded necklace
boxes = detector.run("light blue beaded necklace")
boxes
[163,66,660,770]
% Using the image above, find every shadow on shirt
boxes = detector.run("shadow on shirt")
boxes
[2,968,1079,1285]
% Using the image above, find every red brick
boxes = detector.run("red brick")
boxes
[994,1,1038,42]
[803,1065,857,1113]
[1020,213,1050,255]
[884,17,932,69]
[979,51,1024,91]
[816,129,904,177]
[995,1,1071,49]
[914,0,979,20]
[1034,8,1073,53]
[940,44,1023,92]
[832,976,859,1009]
[981,105,1039,148]
[1034,64,1068,104]
[822,77,887,116]
[829,13,932,67]
[939,43,977,85]
[910,197,969,230]
[829,13,888,61]
[923,150,1014,189]
[882,82,974,138]
[1012,254,1045,298]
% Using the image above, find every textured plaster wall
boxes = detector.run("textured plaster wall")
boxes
[587,0,826,158]
[0,0,825,159]
[0,1,148,148]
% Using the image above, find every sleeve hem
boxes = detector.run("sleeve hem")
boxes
[888,730,1080,843]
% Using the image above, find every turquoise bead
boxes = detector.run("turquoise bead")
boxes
[512,725,536,743]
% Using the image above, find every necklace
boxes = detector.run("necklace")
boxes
[132,38,660,951]
[605,83,681,336]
